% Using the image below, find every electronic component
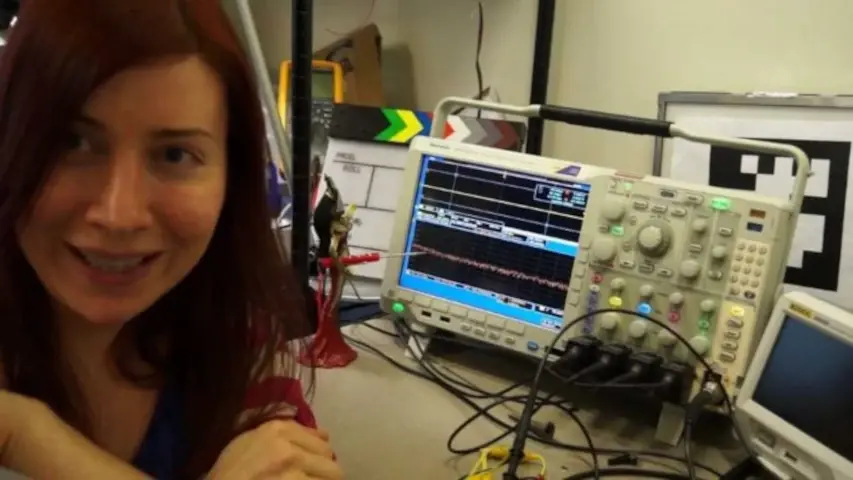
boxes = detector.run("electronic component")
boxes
[735,291,853,480]
[381,97,808,442]
[568,171,795,409]
[380,137,615,358]
[277,59,344,130]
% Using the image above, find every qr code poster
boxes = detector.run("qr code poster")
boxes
[666,118,853,310]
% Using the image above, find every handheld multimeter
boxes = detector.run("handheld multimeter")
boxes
[276,59,344,131]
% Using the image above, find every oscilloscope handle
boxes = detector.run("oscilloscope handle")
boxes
[429,96,674,138]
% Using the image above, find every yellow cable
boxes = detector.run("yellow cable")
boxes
[463,446,547,479]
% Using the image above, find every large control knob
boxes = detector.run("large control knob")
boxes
[679,260,702,280]
[657,329,677,347]
[711,245,727,261]
[636,223,672,257]
[689,335,711,356]
[591,237,617,263]
[691,219,709,234]
[700,299,716,314]
[600,312,620,331]
[639,284,654,298]
[628,320,648,339]
[602,199,627,222]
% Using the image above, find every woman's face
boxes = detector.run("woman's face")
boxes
[17,56,228,324]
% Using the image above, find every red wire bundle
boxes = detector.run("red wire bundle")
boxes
[298,262,357,368]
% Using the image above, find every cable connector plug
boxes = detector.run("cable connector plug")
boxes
[686,379,725,422]
[551,336,601,376]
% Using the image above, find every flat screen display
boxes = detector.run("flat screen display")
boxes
[397,155,588,331]
[752,314,853,461]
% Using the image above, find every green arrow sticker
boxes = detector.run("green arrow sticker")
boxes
[376,109,405,141]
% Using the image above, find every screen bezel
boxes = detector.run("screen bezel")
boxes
[379,137,616,330]
[736,292,853,475]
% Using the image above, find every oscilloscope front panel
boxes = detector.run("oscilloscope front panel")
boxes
[570,173,795,400]
[380,137,616,360]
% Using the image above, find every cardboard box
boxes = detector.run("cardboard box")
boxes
[313,23,384,107]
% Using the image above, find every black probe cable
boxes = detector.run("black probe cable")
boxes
[504,308,751,479]
[348,318,724,477]
[384,320,708,480]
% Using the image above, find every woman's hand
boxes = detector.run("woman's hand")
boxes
[209,420,343,480]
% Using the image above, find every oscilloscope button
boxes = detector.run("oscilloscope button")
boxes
[415,296,431,307]
[506,323,525,335]
[467,311,486,324]
[504,336,516,345]
[488,332,501,341]
[473,327,486,337]
[486,316,506,329]
[460,323,472,332]
[431,300,449,312]
[527,341,540,352]
[397,291,414,301]
[450,306,467,317]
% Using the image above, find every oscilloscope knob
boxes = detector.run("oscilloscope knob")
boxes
[591,237,618,263]
[636,223,672,257]
[602,199,627,222]
[679,260,702,280]
[628,320,648,339]
[689,335,711,356]
[639,284,654,298]
[711,245,727,261]
[600,312,620,331]
[657,329,677,347]
[691,219,709,234]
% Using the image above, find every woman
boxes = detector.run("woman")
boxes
[0,0,342,478]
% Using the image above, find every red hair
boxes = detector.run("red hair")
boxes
[0,0,313,476]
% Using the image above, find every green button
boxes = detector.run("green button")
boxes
[610,225,624,236]
[710,197,731,211]
[624,182,633,191]
[699,320,711,330]
[391,302,406,314]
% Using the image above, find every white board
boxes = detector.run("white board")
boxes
[657,94,853,310]
[314,138,408,279]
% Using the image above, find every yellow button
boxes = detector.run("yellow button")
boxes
[730,306,745,317]
[608,296,623,308]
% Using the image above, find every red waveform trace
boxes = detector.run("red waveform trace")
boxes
[411,244,568,291]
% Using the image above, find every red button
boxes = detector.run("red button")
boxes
[668,311,680,323]
[592,273,603,284]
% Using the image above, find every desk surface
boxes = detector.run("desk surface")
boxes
[312,319,743,480]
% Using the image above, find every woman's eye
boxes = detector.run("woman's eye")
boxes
[64,132,93,152]
[161,146,198,165]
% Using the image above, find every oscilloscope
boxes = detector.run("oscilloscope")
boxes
[380,97,810,424]
[736,291,853,480]
[381,140,617,354]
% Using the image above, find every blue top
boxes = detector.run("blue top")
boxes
[132,384,186,479]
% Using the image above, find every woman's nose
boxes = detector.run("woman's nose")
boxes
[84,153,154,233]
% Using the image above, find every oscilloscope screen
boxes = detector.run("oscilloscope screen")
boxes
[398,155,589,330]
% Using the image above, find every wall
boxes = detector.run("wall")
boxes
[227,0,401,88]
[546,0,853,172]
[229,0,537,111]
[397,0,537,113]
